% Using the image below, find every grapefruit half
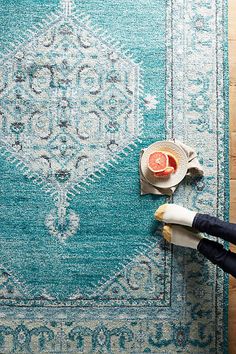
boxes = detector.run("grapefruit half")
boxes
[148,151,169,173]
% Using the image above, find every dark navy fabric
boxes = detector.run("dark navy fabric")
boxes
[194,214,236,278]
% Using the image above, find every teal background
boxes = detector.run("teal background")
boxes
[0,0,166,299]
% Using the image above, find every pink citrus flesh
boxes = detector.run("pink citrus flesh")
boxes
[154,166,174,178]
[148,151,169,173]
[166,153,178,172]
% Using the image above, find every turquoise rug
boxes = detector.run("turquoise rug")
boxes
[0,0,229,353]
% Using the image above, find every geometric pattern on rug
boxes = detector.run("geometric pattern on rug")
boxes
[0,0,141,242]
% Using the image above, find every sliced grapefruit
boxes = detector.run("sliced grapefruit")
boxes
[154,166,174,178]
[148,151,169,173]
[166,152,178,172]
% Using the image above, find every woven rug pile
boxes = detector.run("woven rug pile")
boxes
[0,0,228,353]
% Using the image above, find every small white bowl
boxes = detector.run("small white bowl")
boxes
[140,141,188,188]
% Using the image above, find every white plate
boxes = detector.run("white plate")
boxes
[140,141,188,188]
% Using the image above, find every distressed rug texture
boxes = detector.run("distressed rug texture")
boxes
[0,0,229,353]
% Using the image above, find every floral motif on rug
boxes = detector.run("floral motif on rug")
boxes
[0,3,141,242]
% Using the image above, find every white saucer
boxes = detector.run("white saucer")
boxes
[140,141,188,188]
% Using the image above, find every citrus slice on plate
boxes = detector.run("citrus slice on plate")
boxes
[154,166,175,178]
[140,141,188,189]
[148,151,169,173]
[166,152,178,172]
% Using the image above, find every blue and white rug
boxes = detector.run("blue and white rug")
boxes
[0,0,229,352]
